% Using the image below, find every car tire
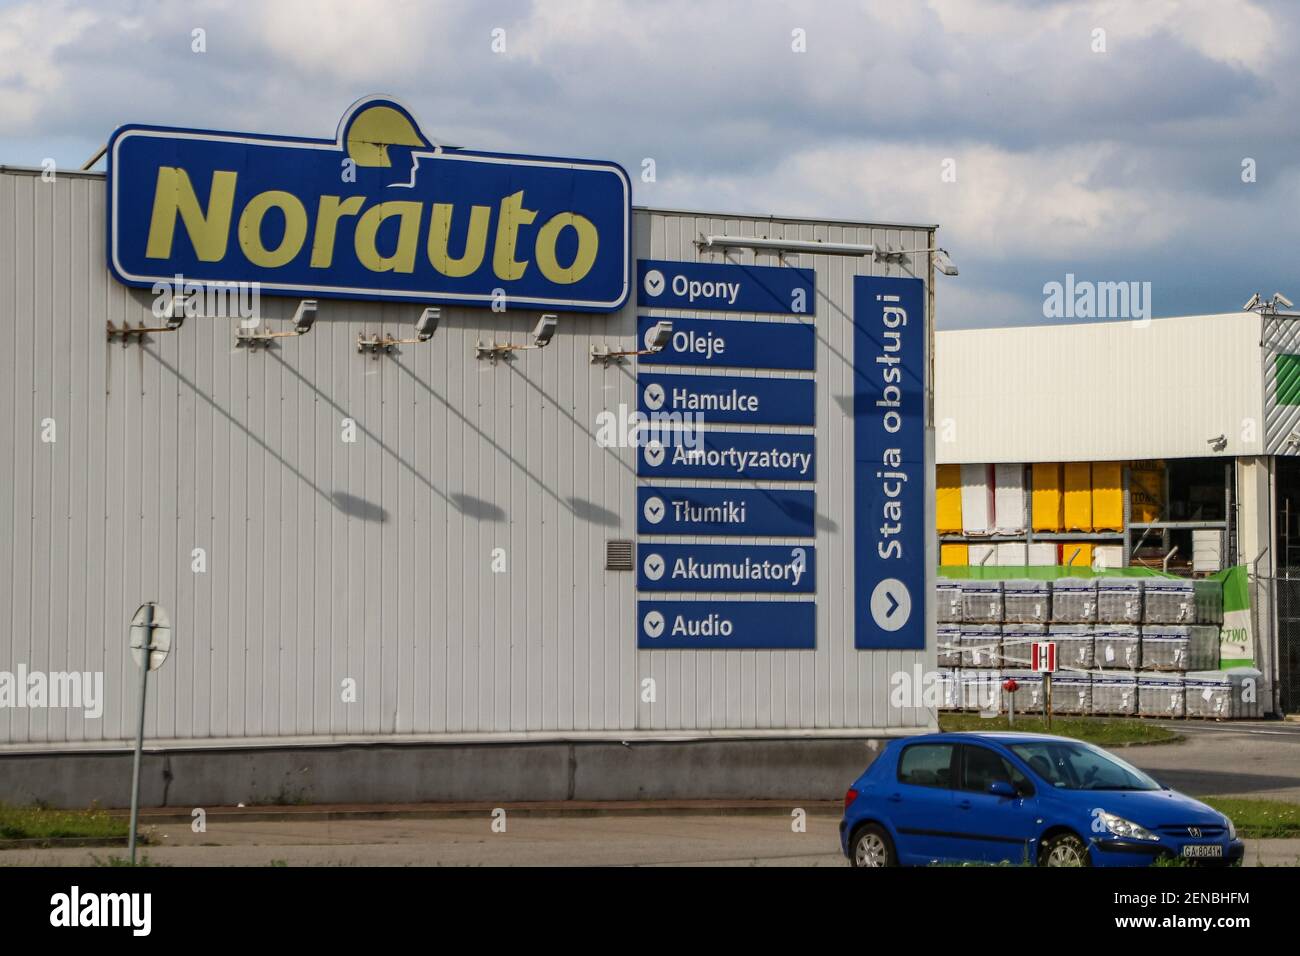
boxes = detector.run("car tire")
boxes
[850,823,897,868]
[1039,832,1090,867]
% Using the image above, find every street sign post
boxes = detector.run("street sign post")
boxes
[127,602,171,864]
[1032,641,1057,729]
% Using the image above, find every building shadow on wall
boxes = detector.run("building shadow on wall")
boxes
[451,494,507,521]
[331,492,389,523]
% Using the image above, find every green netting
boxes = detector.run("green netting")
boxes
[937,564,1179,580]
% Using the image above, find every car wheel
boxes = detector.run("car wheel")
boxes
[850,823,897,868]
[1039,832,1090,867]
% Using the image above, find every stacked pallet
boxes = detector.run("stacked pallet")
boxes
[933,575,1260,719]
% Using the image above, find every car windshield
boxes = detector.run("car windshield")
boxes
[1008,740,1162,792]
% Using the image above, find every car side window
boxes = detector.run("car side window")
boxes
[897,743,957,789]
[961,745,1032,795]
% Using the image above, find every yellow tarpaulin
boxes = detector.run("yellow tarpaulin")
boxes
[1130,460,1165,523]
[1060,542,1093,570]
[1031,463,1063,531]
[1063,462,1092,531]
[937,464,962,533]
[1092,461,1124,531]
[940,543,969,566]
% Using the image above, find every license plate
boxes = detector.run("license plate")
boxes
[1182,844,1223,858]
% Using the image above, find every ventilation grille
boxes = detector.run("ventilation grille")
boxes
[606,539,634,571]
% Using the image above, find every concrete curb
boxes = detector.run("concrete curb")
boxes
[112,799,845,826]
[0,837,128,850]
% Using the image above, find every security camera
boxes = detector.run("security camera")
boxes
[1243,293,1261,311]
[644,321,674,351]
[532,314,558,348]
[1275,293,1294,309]
[415,307,440,342]
[292,299,318,335]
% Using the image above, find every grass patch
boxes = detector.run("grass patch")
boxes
[1201,798,1300,839]
[0,803,129,841]
[938,713,1179,747]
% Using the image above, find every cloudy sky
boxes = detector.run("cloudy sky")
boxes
[0,0,1294,328]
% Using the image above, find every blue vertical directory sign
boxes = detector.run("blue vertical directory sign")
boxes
[636,316,815,371]
[853,275,926,650]
[637,600,816,649]
[637,259,814,315]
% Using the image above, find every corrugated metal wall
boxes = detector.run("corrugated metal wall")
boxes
[936,315,1266,464]
[0,169,934,748]
[1264,313,1300,455]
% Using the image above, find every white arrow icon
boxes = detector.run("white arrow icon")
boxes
[870,578,912,632]
[643,269,665,298]
[643,441,665,466]
[643,610,665,638]
[643,383,665,410]
[643,553,665,581]
[643,495,666,524]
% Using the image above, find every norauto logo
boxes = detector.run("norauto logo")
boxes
[107,96,631,311]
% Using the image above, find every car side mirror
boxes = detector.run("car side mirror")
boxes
[988,780,1017,798]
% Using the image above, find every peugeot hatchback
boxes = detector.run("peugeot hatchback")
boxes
[840,732,1243,867]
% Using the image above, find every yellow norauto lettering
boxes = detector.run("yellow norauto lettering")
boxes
[427,203,490,278]
[534,213,599,285]
[311,195,366,268]
[355,201,423,273]
[239,190,308,268]
[145,167,237,262]
[492,190,537,281]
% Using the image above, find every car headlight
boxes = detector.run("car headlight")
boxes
[1100,811,1160,842]
[1224,815,1236,840]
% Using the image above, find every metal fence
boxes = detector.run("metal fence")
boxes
[1272,576,1300,713]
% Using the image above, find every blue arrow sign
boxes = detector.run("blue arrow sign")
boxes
[638,486,815,537]
[637,544,815,593]
[637,372,815,426]
[637,259,814,315]
[638,600,815,649]
[636,316,815,371]
[637,430,815,481]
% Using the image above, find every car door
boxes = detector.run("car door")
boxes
[886,742,963,864]
[955,743,1040,864]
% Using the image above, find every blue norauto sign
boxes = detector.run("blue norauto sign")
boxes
[107,96,631,311]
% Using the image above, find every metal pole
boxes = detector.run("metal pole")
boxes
[1044,673,1053,730]
[128,605,154,865]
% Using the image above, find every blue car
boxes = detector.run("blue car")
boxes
[840,732,1244,867]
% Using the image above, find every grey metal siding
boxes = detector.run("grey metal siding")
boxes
[0,170,934,748]
[1264,312,1300,455]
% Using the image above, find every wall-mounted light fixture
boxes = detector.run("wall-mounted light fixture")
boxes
[358,307,441,358]
[107,292,189,345]
[697,234,877,258]
[875,245,959,276]
[590,320,674,366]
[476,314,557,364]
[235,300,317,349]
